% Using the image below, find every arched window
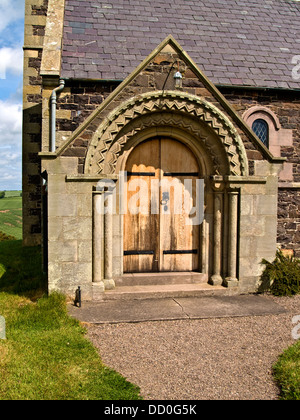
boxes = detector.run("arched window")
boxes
[243,106,294,181]
[252,119,269,148]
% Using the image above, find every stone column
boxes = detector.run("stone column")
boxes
[225,190,239,287]
[103,187,116,290]
[209,180,224,286]
[93,192,105,292]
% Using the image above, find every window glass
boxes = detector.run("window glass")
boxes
[252,119,269,147]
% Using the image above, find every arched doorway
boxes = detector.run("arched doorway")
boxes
[123,137,201,273]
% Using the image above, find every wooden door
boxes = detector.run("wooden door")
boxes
[124,138,200,273]
[123,138,160,273]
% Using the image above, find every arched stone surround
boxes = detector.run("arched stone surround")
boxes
[85,91,249,178]
[87,91,249,290]
[43,89,283,299]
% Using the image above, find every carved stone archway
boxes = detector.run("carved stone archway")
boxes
[85,91,249,177]
[89,91,249,289]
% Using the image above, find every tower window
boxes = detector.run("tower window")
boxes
[252,119,269,148]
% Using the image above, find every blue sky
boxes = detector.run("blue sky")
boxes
[0,0,24,191]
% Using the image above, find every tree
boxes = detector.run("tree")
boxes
[0,191,5,199]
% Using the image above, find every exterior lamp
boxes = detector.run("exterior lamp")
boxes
[174,70,183,88]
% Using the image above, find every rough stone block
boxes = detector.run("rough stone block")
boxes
[61,262,92,284]
[48,240,78,262]
[240,195,254,216]
[63,217,92,241]
[240,257,264,278]
[48,262,62,292]
[77,194,93,217]
[48,217,63,241]
[48,193,77,217]
[48,174,66,195]
[78,240,92,263]
[240,215,265,237]
[47,156,78,175]
[256,195,277,216]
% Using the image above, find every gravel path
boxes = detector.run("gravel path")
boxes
[88,295,300,400]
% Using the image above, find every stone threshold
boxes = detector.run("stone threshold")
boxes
[115,272,208,287]
[94,283,239,301]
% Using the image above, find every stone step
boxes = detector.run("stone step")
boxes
[114,272,208,287]
[101,283,239,301]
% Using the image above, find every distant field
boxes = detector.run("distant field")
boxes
[2,190,22,198]
[0,194,22,240]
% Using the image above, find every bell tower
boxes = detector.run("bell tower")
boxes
[23,0,49,246]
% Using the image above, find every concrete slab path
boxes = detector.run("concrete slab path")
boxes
[69,294,286,324]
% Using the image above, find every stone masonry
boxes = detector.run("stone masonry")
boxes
[23,0,49,246]
[22,0,300,300]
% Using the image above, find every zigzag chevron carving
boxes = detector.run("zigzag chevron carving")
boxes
[85,91,248,176]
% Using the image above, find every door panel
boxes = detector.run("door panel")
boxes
[124,138,200,273]
[123,139,160,273]
[160,139,200,272]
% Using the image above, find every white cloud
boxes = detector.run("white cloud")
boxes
[0,99,22,147]
[0,0,24,33]
[0,98,22,189]
[0,0,24,189]
[0,47,23,79]
[0,148,22,190]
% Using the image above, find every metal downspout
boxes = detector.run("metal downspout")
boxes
[50,79,65,152]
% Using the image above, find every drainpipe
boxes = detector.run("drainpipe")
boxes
[50,79,65,152]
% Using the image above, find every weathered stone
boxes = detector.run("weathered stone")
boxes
[23,1,300,301]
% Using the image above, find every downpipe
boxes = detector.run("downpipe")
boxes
[50,79,65,152]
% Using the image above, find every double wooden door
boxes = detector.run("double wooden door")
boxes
[124,138,200,273]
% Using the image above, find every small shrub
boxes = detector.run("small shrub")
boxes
[0,231,17,242]
[0,191,5,199]
[260,250,300,296]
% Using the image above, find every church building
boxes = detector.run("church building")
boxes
[22,0,300,300]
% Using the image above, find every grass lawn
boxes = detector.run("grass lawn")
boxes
[0,240,141,400]
[1,238,299,400]
[0,196,22,240]
[1,191,22,198]
[273,341,300,400]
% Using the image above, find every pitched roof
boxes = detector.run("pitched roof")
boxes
[61,0,300,89]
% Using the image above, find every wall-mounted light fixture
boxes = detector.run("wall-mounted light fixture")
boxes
[174,60,183,88]
[174,70,183,89]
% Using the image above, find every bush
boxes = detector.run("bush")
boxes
[0,231,16,242]
[0,191,5,199]
[260,250,300,296]
[0,240,46,296]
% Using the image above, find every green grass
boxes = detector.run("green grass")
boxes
[273,341,300,400]
[0,196,22,240]
[0,293,141,400]
[0,241,141,400]
[1,191,22,198]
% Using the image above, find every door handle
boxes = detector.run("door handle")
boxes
[161,192,170,211]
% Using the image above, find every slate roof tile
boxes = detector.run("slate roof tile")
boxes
[61,0,300,89]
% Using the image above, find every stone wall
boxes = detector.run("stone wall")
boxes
[42,155,123,300]
[44,52,300,258]
[23,0,49,246]
[54,81,119,169]
[238,162,281,292]
[219,87,300,182]
[43,156,93,298]
[217,87,300,256]
[51,57,299,182]
[53,50,266,169]
[27,28,299,260]
[278,188,300,257]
